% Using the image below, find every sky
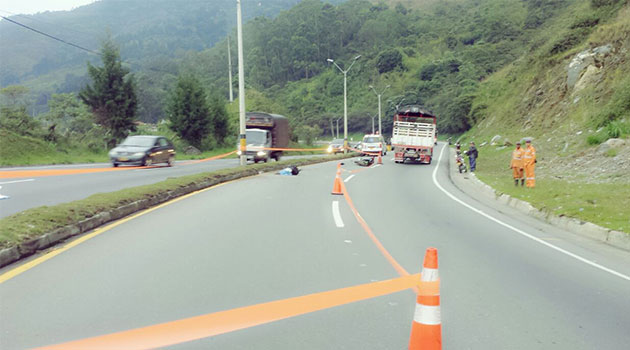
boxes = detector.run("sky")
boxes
[0,0,97,16]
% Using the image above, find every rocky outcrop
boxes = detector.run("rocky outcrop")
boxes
[567,44,612,90]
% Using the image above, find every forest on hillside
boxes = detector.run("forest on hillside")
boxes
[1,0,627,157]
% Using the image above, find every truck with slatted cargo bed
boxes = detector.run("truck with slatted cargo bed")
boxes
[391,105,437,164]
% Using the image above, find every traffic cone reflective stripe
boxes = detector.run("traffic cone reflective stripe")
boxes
[331,163,343,195]
[409,248,442,350]
[421,268,439,282]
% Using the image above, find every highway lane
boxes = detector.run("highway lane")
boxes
[0,155,323,218]
[1,145,629,349]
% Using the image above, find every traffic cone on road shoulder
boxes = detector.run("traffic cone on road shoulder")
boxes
[409,247,442,350]
[331,162,343,195]
[377,153,383,165]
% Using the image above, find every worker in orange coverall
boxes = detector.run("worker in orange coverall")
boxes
[510,142,525,186]
[523,139,536,188]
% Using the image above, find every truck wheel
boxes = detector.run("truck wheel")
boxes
[264,158,268,163]
[254,159,259,164]
[112,162,119,167]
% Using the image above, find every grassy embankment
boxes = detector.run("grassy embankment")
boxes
[468,145,630,233]
[458,3,630,234]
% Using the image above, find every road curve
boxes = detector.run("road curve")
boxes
[1,144,629,349]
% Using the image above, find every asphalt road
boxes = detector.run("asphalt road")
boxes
[1,143,629,349]
[0,155,322,218]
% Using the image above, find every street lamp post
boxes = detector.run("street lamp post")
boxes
[227,36,233,103]
[369,84,390,135]
[236,0,246,166]
[368,113,376,134]
[328,55,361,153]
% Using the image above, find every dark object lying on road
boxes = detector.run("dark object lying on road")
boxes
[354,157,374,167]
[278,165,300,175]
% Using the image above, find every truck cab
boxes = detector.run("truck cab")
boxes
[236,112,289,163]
[243,128,272,163]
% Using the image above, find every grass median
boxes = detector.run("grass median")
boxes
[0,154,353,251]
[469,146,630,234]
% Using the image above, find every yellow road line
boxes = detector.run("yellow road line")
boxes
[0,182,229,284]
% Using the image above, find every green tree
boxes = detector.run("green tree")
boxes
[79,39,137,146]
[207,92,229,146]
[0,85,41,137]
[167,75,211,149]
[44,93,94,136]
[294,124,321,145]
[376,49,404,73]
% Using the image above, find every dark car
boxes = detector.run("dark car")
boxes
[109,135,176,167]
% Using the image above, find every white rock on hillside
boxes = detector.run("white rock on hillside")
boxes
[567,44,611,89]
[598,138,626,153]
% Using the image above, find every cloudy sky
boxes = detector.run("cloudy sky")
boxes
[0,0,97,16]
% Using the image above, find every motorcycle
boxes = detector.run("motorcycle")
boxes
[456,151,467,173]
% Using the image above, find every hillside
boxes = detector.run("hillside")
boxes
[0,0,317,117]
[468,1,630,180]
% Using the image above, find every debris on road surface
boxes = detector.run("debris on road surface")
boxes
[0,186,9,200]
[354,157,374,167]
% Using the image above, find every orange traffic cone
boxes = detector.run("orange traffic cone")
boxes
[377,153,383,165]
[331,162,343,195]
[409,247,442,350]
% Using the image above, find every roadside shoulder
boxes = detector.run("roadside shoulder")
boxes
[447,147,630,252]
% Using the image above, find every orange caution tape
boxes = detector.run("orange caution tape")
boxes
[262,147,328,152]
[187,150,237,164]
[35,274,420,350]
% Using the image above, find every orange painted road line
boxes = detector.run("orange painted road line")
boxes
[36,274,420,350]
[0,151,238,178]
[341,181,410,277]
[0,166,152,179]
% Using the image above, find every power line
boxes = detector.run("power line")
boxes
[0,9,99,38]
[1,15,100,56]
[1,14,179,77]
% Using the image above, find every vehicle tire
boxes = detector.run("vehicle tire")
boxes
[142,156,152,166]
[112,162,119,168]
[254,159,259,164]
[264,157,268,163]
[167,156,174,167]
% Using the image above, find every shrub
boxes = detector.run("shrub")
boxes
[587,132,608,145]
[549,28,591,55]
[376,49,404,74]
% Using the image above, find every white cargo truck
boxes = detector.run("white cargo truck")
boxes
[391,105,437,164]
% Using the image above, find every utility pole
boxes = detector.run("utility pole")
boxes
[328,55,361,153]
[227,36,233,103]
[236,0,246,166]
